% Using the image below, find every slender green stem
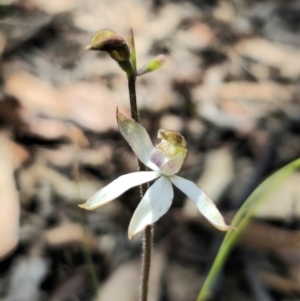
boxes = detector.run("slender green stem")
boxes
[127,72,152,301]
[197,158,300,301]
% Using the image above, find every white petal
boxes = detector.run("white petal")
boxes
[79,171,160,210]
[128,176,173,239]
[170,176,232,231]
[117,111,159,171]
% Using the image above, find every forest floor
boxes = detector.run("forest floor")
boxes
[1,0,300,300]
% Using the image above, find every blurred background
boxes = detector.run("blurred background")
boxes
[0,0,300,300]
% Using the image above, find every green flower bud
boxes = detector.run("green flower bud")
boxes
[137,54,166,76]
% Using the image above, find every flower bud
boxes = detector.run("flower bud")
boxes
[137,54,166,76]
[86,29,130,62]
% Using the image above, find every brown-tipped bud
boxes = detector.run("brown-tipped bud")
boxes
[86,29,130,62]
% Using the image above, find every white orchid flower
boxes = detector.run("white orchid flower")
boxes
[79,111,232,239]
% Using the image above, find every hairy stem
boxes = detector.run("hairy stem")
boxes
[127,72,139,123]
[127,72,152,301]
[140,225,153,301]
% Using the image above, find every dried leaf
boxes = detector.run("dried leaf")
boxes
[0,133,20,259]
[174,22,215,51]
[4,72,69,119]
[18,162,100,202]
[260,271,299,294]
[236,38,300,79]
[98,259,139,301]
[254,173,300,221]
[7,257,48,301]
[26,118,88,146]
[28,0,76,14]
[96,249,165,301]
[61,82,126,132]
[44,223,96,248]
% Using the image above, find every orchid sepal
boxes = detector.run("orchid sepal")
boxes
[128,176,173,239]
[117,110,159,171]
[79,171,160,210]
[170,176,234,231]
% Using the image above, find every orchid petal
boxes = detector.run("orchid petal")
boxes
[128,176,173,239]
[79,171,160,210]
[170,176,233,231]
[117,111,159,171]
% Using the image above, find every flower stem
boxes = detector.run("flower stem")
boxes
[141,225,153,301]
[127,71,152,301]
[127,72,140,123]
